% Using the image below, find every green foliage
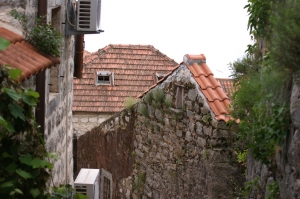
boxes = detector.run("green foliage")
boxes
[237,149,248,164]
[0,66,86,199]
[266,181,280,199]
[143,91,153,104]
[152,88,165,104]
[124,97,138,109]
[245,0,272,38]
[231,3,293,163]
[11,10,62,57]
[204,150,210,160]
[232,65,291,164]
[0,66,49,198]
[133,172,146,197]
[0,37,10,50]
[244,177,260,197]
[202,114,211,125]
[138,103,149,117]
[268,0,300,73]
[229,55,260,80]
[164,94,173,107]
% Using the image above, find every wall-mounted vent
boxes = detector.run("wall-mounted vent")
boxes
[74,168,100,199]
[77,0,102,31]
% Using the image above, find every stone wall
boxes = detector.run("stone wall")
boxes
[0,0,75,186]
[44,0,75,186]
[246,75,300,199]
[76,64,245,199]
[76,110,136,198]
[73,112,112,137]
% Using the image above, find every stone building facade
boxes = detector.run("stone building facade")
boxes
[72,44,179,137]
[0,0,75,186]
[75,55,245,198]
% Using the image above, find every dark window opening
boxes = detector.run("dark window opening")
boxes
[97,75,110,83]
[96,71,113,86]
[175,86,184,108]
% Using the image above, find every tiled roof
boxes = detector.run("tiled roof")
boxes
[73,44,178,113]
[139,54,232,122]
[184,54,231,121]
[0,28,60,81]
[216,78,235,99]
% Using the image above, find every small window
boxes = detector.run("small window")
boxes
[175,85,184,109]
[96,71,114,86]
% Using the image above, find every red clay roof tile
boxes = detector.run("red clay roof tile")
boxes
[139,54,233,122]
[73,44,178,113]
[216,78,236,99]
[0,28,60,81]
[183,54,231,121]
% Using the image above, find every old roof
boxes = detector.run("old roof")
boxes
[216,78,235,99]
[184,54,231,121]
[139,54,233,122]
[0,27,60,81]
[73,44,178,113]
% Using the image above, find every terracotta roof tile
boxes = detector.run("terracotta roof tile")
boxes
[216,78,236,99]
[139,54,232,122]
[0,28,60,81]
[73,44,178,113]
[183,54,231,121]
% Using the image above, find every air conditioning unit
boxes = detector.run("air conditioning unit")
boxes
[66,0,103,35]
[77,0,101,32]
[74,168,100,199]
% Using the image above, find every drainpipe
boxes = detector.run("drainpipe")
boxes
[36,0,47,139]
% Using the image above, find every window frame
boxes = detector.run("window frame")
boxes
[95,71,114,86]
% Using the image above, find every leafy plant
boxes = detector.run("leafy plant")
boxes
[268,0,300,73]
[237,150,248,164]
[133,172,146,197]
[0,37,10,50]
[124,96,138,109]
[11,10,62,57]
[164,94,173,107]
[266,181,279,199]
[0,65,86,198]
[244,0,272,38]
[143,91,153,104]
[138,103,149,117]
[152,88,165,104]
[244,177,260,197]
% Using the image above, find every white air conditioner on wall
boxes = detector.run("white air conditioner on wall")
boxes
[74,168,100,199]
[76,0,101,31]
[66,0,103,35]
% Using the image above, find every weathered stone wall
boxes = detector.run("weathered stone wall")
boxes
[73,112,112,137]
[77,64,245,199]
[44,0,75,186]
[0,0,75,186]
[246,75,300,199]
[76,110,136,198]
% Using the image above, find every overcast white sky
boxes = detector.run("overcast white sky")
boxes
[84,0,252,78]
